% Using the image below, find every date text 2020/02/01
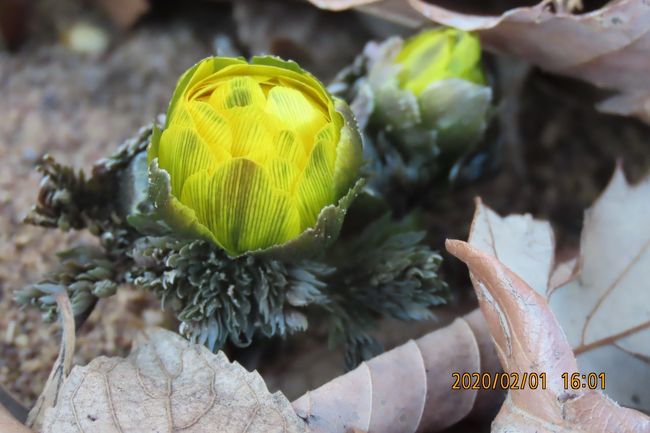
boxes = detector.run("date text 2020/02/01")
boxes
[451,372,606,391]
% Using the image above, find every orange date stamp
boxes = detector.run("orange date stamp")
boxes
[451,372,547,390]
[561,372,605,390]
[451,372,606,391]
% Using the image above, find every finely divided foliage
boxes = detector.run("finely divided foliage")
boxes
[18,62,447,360]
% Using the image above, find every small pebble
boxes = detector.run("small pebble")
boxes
[63,22,110,55]
[14,334,29,348]
[5,320,16,343]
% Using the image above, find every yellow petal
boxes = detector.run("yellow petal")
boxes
[266,158,300,193]
[265,86,327,152]
[187,101,232,157]
[396,29,485,95]
[180,159,301,256]
[446,31,484,83]
[273,130,307,168]
[184,58,248,101]
[166,58,216,126]
[158,126,220,196]
[295,127,337,230]
[168,99,193,126]
[220,105,280,164]
[313,123,338,164]
[209,76,266,110]
[185,58,217,93]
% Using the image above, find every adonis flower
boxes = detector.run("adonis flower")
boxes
[393,27,485,96]
[148,56,363,257]
[20,55,448,356]
[334,27,494,197]
[369,27,491,151]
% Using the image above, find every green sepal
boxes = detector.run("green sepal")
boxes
[126,157,214,243]
[418,78,493,156]
[250,55,303,74]
[252,177,365,262]
[332,97,364,200]
[147,124,162,165]
[165,56,248,127]
[127,150,364,261]
[374,81,421,130]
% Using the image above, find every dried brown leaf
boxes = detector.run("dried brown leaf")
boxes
[288,195,564,432]
[306,0,650,123]
[0,403,33,433]
[0,0,32,51]
[42,328,306,433]
[410,0,650,123]
[305,0,424,27]
[548,166,650,410]
[468,167,650,412]
[447,239,650,433]
[26,291,76,432]
[95,0,149,29]
[468,197,555,295]
[292,309,502,433]
[547,256,578,295]
[0,384,28,423]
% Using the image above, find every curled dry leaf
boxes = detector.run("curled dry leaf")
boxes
[292,308,502,433]
[446,240,650,433]
[304,0,425,27]
[548,167,650,411]
[409,0,650,122]
[42,328,306,433]
[26,290,76,432]
[0,403,32,433]
[468,167,650,412]
[468,197,554,295]
[306,0,650,123]
[0,383,28,423]
[94,0,149,29]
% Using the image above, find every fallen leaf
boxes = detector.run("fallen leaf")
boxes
[467,167,650,412]
[0,403,33,433]
[409,0,650,123]
[94,0,149,29]
[0,0,32,51]
[305,0,650,123]
[0,384,28,424]
[292,309,502,433]
[304,0,425,27]
[42,328,306,433]
[26,290,76,432]
[352,0,425,27]
[547,256,578,295]
[446,239,650,433]
[548,166,650,411]
[289,193,570,433]
[468,197,554,295]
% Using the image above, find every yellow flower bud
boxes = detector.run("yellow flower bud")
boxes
[148,57,363,257]
[394,27,485,96]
